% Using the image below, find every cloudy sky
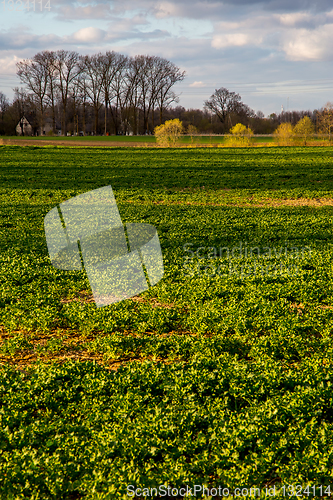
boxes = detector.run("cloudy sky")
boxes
[1,0,333,115]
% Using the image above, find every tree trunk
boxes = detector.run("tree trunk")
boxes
[40,100,44,136]
[62,104,67,136]
[73,97,76,136]
[104,100,107,136]
[52,101,56,135]
[51,89,56,134]
[49,78,56,134]
[94,104,98,135]
[133,107,137,135]
[83,99,86,136]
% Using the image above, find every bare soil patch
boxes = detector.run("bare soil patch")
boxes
[239,198,333,208]
[151,197,333,208]
[0,325,188,372]
[2,137,331,148]
[1,138,156,148]
[60,291,175,309]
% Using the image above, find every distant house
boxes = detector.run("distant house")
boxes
[40,119,52,136]
[40,117,61,136]
[16,115,61,136]
[16,116,33,136]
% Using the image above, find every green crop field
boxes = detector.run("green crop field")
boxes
[1,145,333,499]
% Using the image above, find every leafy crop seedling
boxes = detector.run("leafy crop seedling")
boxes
[1,145,333,498]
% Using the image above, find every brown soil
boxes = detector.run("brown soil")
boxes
[0,326,185,372]
[234,198,333,208]
[2,138,331,148]
[150,197,333,208]
[0,294,183,371]
[0,138,156,147]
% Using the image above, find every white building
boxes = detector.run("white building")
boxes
[15,116,33,136]
[16,116,61,136]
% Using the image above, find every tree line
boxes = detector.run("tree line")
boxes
[0,52,332,137]
[0,50,186,136]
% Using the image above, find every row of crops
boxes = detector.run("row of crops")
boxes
[1,145,333,498]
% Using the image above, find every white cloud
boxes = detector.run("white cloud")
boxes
[55,4,114,21]
[212,33,251,48]
[0,27,60,51]
[190,81,206,87]
[73,27,106,43]
[112,0,228,20]
[153,1,181,19]
[210,9,333,61]
[0,54,20,74]
[278,12,312,26]
[282,25,333,60]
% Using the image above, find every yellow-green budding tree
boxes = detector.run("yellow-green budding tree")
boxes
[225,123,254,147]
[187,124,198,144]
[154,119,184,147]
[293,116,315,146]
[274,122,294,146]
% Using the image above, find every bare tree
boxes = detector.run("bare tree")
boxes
[71,77,82,136]
[133,55,185,134]
[318,102,333,142]
[204,87,243,126]
[154,59,185,126]
[17,54,50,134]
[147,56,166,130]
[126,56,144,135]
[99,51,129,135]
[14,49,186,136]
[0,91,9,122]
[42,51,59,135]
[78,54,106,135]
[75,70,89,135]
[128,55,182,134]
[12,87,37,135]
[13,87,27,135]
[0,91,9,135]
[53,50,80,135]
[135,55,155,134]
